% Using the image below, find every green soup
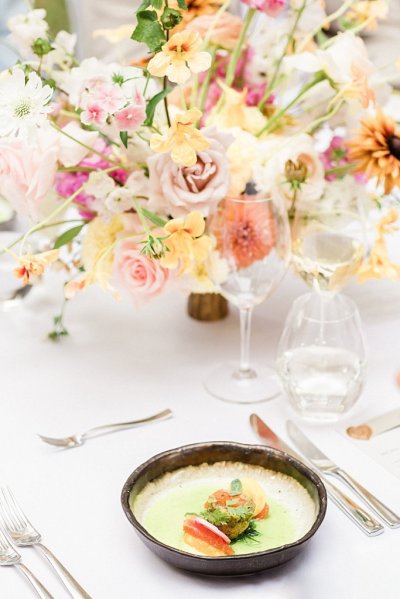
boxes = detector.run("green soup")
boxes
[130,481,296,555]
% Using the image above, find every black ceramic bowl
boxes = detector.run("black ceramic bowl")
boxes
[121,442,327,576]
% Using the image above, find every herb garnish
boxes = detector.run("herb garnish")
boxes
[230,479,242,496]
[230,521,260,545]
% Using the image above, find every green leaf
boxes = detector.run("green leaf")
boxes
[151,0,163,9]
[144,87,172,126]
[161,7,182,29]
[137,0,152,9]
[54,224,86,249]
[230,479,242,496]
[230,521,260,545]
[119,130,129,148]
[131,10,166,53]
[140,207,167,227]
[177,0,188,10]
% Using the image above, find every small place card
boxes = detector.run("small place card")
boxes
[345,427,400,480]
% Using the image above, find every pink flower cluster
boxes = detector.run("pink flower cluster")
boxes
[241,0,286,16]
[80,79,146,132]
[202,48,273,115]
[55,139,128,219]
[320,135,367,183]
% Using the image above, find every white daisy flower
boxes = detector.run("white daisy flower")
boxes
[0,68,53,138]
[7,9,49,59]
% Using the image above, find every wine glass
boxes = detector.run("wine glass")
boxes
[277,200,368,420]
[204,192,291,404]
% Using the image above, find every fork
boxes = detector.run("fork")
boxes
[0,487,92,599]
[38,408,173,448]
[0,526,54,599]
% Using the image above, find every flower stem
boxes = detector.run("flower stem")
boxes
[51,122,129,170]
[256,72,326,137]
[0,220,86,257]
[199,46,217,112]
[225,8,255,87]
[298,0,355,52]
[257,0,307,111]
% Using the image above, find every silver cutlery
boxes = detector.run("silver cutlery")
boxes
[250,414,384,536]
[0,526,54,599]
[287,420,400,528]
[0,487,92,599]
[346,408,400,440]
[38,408,173,449]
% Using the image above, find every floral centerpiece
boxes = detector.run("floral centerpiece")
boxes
[0,0,399,337]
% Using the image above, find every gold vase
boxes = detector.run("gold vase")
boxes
[187,293,228,322]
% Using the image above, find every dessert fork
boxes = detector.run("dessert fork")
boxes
[0,526,54,599]
[38,408,173,448]
[0,487,92,599]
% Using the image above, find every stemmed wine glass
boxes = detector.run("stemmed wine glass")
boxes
[204,192,291,404]
[277,201,368,420]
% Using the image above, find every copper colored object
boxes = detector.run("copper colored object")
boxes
[187,292,228,321]
[346,425,373,440]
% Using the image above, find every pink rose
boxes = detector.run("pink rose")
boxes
[114,239,170,306]
[186,14,244,50]
[241,0,286,16]
[0,136,58,221]
[147,127,232,218]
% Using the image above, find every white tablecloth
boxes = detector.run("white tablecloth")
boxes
[1,271,400,599]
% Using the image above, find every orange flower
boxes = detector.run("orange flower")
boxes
[150,108,210,167]
[347,110,400,194]
[171,0,225,29]
[213,198,277,269]
[357,208,400,283]
[14,250,59,285]
[160,211,212,273]
[147,30,211,84]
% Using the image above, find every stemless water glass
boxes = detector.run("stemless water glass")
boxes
[277,200,368,419]
[204,193,291,404]
[277,293,367,421]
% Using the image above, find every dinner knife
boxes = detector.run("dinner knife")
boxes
[249,414,384,536]
[346,408,400,440]
[287,420,400,528]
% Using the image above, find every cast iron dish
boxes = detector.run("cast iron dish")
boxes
[121,442,327,576]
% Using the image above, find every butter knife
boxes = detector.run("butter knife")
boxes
[346,408,400,440]
[287,420,400,528]
[250,414,384,536]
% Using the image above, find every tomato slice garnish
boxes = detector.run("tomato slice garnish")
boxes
[255,503,269,520]
[183,518,234,556]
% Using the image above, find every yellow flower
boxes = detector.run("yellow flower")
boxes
[357,208,400,283]
[80,215,124,293]
[147,30,211,84]
[14,250,59,285]
[206,83,267,135]
[160,211,212,273]
[347,0,388,30]
[150,108,210,167]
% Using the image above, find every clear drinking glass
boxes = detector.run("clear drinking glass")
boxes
[277,293,367,421]
[204,193,291,403]
[277,201,368,420]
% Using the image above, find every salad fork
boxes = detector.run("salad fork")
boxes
[0,526,54,599]
[38,408,173,448]
[0,487,92,599]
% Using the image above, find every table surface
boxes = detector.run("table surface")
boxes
[1,268,400,599]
